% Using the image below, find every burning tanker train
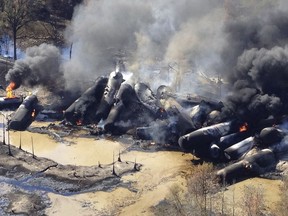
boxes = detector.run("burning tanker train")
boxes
[1,43,69,131]
[3,60,288,184]
[3,1,288,184]
[0,82,23,110]
[59,67,288,184]
[0,66,285,185]
[0,81,42,131]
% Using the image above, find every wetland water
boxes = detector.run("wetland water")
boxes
[7,121,193,215]
[1,120,283,215]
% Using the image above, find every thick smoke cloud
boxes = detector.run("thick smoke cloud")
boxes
[5,43,64,94]
[6,0,288,122]
[221,2,288,79]
[63,0,154,91]
[219,0,288,123]
[63,0,225,91]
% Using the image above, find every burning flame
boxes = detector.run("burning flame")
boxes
[6,82,16,98]
[31,109,36,118]
[239,122,248,132]
[76,119,83,126]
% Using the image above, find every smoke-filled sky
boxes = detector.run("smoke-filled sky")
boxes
[5,0,288,121]
[63,0,226,91]
[5,43,64,94]
[219,0,288,123]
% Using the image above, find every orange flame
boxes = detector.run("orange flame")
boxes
[6,82,17,98]
[239,122,248,132]
[31,109,36,118]
[76,119,83,126]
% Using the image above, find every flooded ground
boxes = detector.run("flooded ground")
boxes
[7,120,194,215]
[0,114,280,215]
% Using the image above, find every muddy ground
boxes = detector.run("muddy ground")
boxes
[0,118,285,215]
[0,134,141,215]
[0,119,194,215]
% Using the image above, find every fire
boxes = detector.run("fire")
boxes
[31,109,36,118]
[76,119,83,126]
[239,122,248,132]
[6,82,17,98]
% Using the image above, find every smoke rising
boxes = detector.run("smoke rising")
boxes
[220,2,288,79]
[63,0,154,91]
[219,0,288,123]
[5,0,288,123]
[63,0,225,91]
[6,0,226,96]
[5,43,64,94]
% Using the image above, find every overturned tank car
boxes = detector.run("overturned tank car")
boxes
[104,81,158,135]
[94,71,123,123]
[64,76,108,125]
[217,149,277,183]
[0,97,23,110]
[8,95,41,131]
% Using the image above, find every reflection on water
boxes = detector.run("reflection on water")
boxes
[10,131,126,166]
[7,121,195,215]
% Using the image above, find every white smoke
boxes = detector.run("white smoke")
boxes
[63,0,226,95]
[9,0,288,104]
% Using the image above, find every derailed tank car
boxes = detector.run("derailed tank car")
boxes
[64,76,108,125]
[178,121,242,157]
[217,149,276,183]
[104,81,157,135]
[0,97,23,110]
[8,95,41,131]
[94,71,123,123]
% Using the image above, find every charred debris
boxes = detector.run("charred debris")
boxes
[2,69,288,184]
[61,70,288,184]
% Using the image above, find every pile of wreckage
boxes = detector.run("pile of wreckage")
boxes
[61,71,288,183]
[5,70,288,184]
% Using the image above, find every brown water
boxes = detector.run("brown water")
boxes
[8,121,283,215]
[10,131,125,166]
[9,121,194,215]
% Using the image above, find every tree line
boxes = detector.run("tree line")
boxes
[0,0,83,60]
[153,163,288,216]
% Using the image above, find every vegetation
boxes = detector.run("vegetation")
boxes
[0,0,83,60]
[153,163,222,216]
[153,162,288,216]
[240,185,265,216]
[185,163,220,215]
[275,176,288,216]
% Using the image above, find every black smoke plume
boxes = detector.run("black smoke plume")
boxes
[219,1,288,124]
[6,0,288,118]
[5,43,65,94]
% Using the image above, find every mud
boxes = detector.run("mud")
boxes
[0,120,144,215]
[0,119,284,215]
